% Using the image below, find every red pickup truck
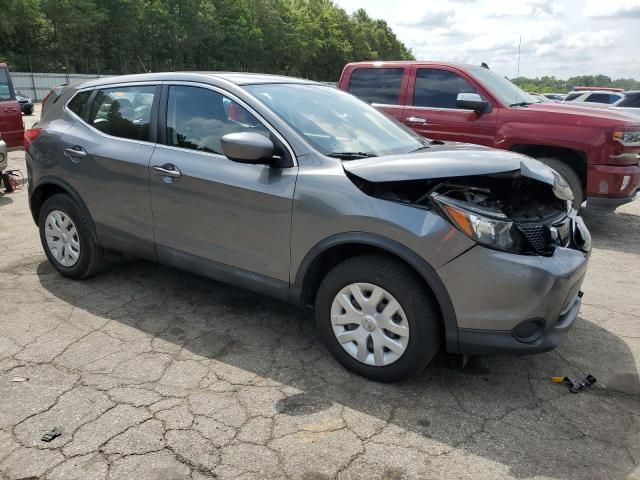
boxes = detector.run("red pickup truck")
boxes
[0,63,25,150]
[338,61,640,209]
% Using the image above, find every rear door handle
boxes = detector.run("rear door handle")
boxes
[64,146,87,158]
[4,107,19,113]
[153,164,182,178]
[406,116,427,124]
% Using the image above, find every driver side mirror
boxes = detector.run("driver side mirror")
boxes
[456,93,490,112]
[221,132,276,165]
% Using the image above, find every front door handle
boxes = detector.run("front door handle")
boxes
[406,116,427,124]
[153,164,182,178]
[4,107,19,113]
[64,146,87,158]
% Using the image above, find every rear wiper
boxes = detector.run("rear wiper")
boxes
[327,152,377,160]
[509,101,533,107]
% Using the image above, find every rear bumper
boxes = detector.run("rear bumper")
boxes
[437,244,589,355]
[586,163,640,209]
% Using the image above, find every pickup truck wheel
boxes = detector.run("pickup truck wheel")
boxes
[39,194,106,279]
[536,157,585,209]
[315,254,442,382]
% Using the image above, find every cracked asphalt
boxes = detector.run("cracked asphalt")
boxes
[1,106,639,480]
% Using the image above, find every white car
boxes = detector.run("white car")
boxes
[562,90,625,105]
[562,91,640,116]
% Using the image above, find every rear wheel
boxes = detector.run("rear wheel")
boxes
[315,254,442,382]
[39,194,106,279]
[536,157,585,209]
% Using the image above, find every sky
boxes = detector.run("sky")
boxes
[334,0,640,80]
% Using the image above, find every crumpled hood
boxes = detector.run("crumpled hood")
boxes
[343,143,555,185]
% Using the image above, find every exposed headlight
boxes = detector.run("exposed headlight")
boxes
[432,194,523,253]
[613,130,640,147]
[551,170,574,201]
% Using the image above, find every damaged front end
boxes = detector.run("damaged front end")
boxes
[347,157,591,257]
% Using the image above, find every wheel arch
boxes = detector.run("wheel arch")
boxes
[509,144,588,188]
[30,178,97,237]
[290,233,460,353]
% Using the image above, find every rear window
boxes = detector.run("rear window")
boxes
[88,85,156,141]
[0,67,13,101]
[348,68,404,105]
[67,90,92,118]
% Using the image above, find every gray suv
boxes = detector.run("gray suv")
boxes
[26,73,591,381]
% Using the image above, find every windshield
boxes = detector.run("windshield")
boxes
[243,83,429,158]
[467,66,538,106]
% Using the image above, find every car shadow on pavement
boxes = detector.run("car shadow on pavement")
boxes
[37,259,639,480]
[581,208,639,255]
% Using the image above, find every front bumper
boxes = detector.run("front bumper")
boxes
[20,102,34,114]
[438,245,589,355]
[586,163,640,210]
[0,140,7,170]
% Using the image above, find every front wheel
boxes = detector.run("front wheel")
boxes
[315,255,442,382]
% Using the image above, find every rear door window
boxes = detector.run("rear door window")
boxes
[0,67,14,101]
[347,68,404,105]
[585,93,619,104]
[413,69,478,109]
[88,85,156,141]
[165,85,269,155]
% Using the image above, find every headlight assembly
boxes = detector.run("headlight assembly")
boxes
[431,194,524,253]
[612,130,640,147]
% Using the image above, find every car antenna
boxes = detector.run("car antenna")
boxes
[515,35,522,104]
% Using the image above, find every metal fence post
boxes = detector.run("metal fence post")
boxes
[28,55,38,101]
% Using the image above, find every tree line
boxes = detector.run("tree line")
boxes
[0,0,413,81]
[513,74,640,93]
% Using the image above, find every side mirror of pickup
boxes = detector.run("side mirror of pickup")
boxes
[456,93,490,113]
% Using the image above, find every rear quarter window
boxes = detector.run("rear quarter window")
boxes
[67,90,92,118]
[347,68,404,105]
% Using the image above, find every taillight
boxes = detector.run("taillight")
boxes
[24,128,42,152]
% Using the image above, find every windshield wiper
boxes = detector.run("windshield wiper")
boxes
[509,101,533,107]
[327,152,377,160]
[409,145,431,153]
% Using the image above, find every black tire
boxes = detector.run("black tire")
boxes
[536,157,585,209]
[38,194,106,279]
[315,254,442,382]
